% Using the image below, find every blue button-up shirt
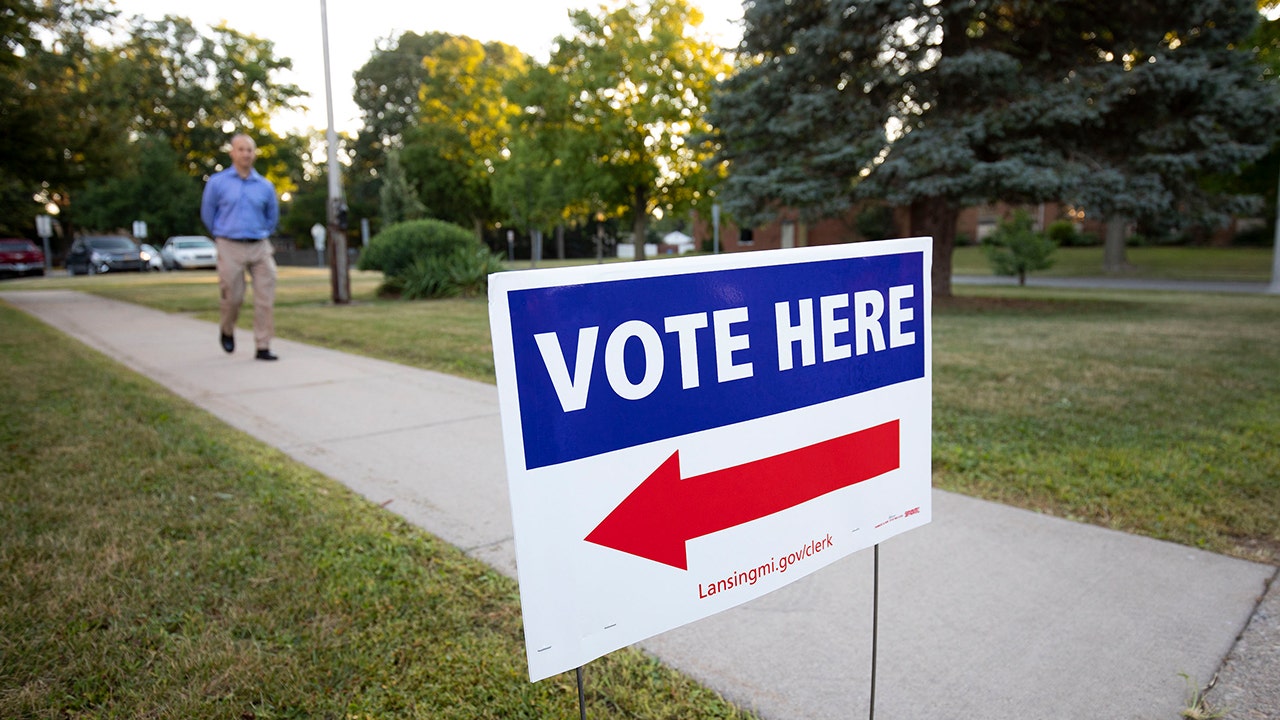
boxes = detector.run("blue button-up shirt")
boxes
[201,167,279,239]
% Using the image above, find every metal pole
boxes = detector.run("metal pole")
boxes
[1269,163,1280,294]
[870,543,879,720]
[576,666,587,720]
[320,0,350,303]
[712,203,721,255]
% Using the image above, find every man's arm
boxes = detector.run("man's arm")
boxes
[200,175,218,235]
[264,183,280,235]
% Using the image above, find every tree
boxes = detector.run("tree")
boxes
[75,135,203,239]
[0,4,307,244]
[398,36,526,235]
[1051,2,1278,271]
[379,149,426,226]
[490,63,582,256]
[711,0,1278,296]
[0,0,50,235]
[982,209,1056,285]
[348,31,451,227]
[115,15,305,179]
[0,0,131,245]
[538,0,728,260]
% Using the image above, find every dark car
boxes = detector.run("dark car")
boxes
[0,238,45,278]
[66,235,147,275]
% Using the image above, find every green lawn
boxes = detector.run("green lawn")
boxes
[2,252,1278,715]
[0,301,756,719]
[951,244,1275,281]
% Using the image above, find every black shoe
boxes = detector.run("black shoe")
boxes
[220,333,234,353]
[255,349,278,361]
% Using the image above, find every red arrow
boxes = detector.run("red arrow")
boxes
[584,420,900,570]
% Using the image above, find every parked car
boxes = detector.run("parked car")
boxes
[139,243,164,271]
[0,238,45,279]
[161,235,217,270]
[66,235,146,275]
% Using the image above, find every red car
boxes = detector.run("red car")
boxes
[0,238,45,279]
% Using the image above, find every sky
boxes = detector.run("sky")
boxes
[108,0,746,135]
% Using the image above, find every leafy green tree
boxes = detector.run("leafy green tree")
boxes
[0,0,48,235]
[347,32,450,231]
[114,15,303,180]
[711,0,1277,296]
[0,0,130,245]
[490,64,580,249]
[982,210,1056,285]
[0,4,307,244]
[538,0,728,260]
[398,36,526,235]
[75,135,202,239]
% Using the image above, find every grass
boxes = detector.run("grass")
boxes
[0,302,757,719]
[934,287,1279,562]
[952,244,1275,281]
[6,260,1280,564]
[2,250,1278,713]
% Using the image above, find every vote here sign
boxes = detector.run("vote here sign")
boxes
[488,237,933,681]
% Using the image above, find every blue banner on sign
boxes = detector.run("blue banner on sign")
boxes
[508,252,925,469]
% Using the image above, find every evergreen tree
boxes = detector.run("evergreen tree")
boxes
[379,149,426,226]
[982,209,1056,286]
[711,0,1278,296]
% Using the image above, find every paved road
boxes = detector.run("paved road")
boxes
[3,288,1276,720]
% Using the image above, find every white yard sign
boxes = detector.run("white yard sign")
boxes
[488,238,933,681]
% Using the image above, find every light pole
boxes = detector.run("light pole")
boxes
[712,202,721,255]
[1270,165,1280,294]
[320,0,350,304]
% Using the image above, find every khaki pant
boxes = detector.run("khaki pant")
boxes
[216,238,276,351]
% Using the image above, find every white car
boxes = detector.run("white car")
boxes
[161,236,217,270]
[139,243,164,271]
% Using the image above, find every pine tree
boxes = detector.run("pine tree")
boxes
[711,0,1278,296]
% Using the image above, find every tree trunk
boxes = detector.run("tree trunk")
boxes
[631,186,648,262]
[556,224,566,260]
[908,196,958,299]
[1104,218,1129,273]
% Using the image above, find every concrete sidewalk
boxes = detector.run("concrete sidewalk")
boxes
[4,289,1276,720]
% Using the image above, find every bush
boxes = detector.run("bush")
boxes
[357,219,478,278]
[982,209,1056,285]
[397,246,506,300]
[855,204,895,241]
[1232,224,1274,247]
[1046,219,1082,247]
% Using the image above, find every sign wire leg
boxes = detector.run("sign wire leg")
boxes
[577,665,587,720]
[870,543,879,720]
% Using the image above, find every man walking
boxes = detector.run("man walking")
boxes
[201,133,280,361]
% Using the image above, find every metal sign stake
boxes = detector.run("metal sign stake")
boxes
[870,543,880,720]
[576,665,588,720]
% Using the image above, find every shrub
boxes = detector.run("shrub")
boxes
[398,246,506,300]
[1046,219,1082,247]
[1233,224,1274,247]
[982,209,1056,285]
[357,219,478,279]
[855,204,895,241]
